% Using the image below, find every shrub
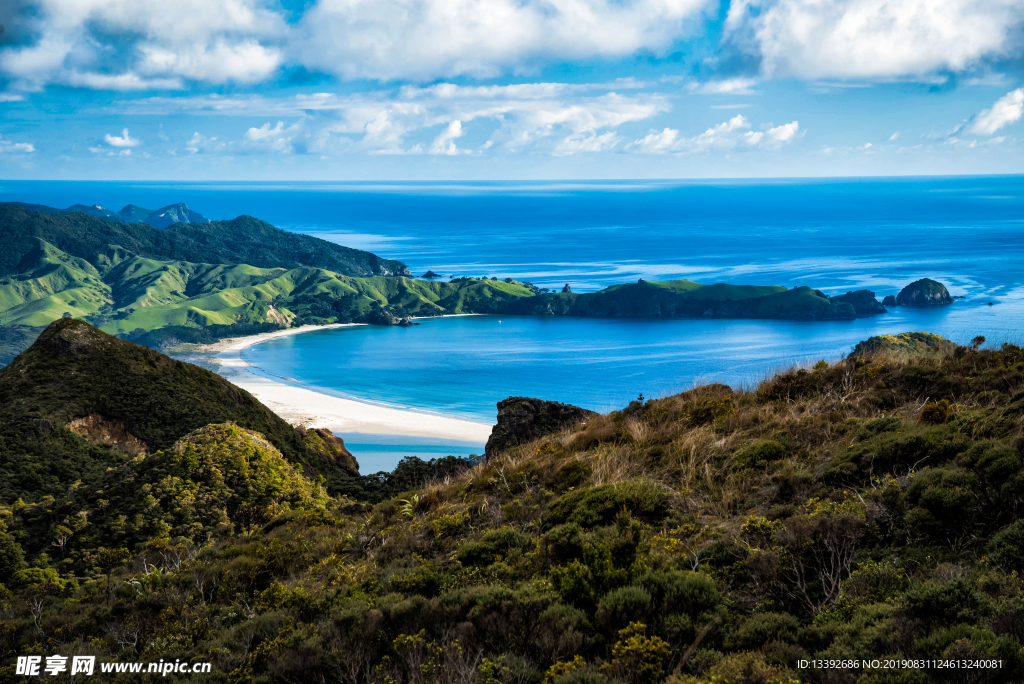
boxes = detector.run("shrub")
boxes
[857,416,902,440]
[987,520,1024,572]
[558,461,593,490]
[390,568,449,597]
[690,396,735,427]
[920,399,951,424]
[546,481,668,529]
[637,570,721,618]
[732,440,787,470]
[456,526,533,566]
[904,467,977,542]
[611,622,671,684]
[726,612,800,650]
[546,523,586,564]
[597,586,653,630]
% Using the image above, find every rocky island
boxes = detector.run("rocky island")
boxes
[893,277,955,306]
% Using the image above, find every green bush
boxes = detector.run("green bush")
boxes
[597,585,652,630]
[456,526,534,566]
[637,570,721,618]
[390,568,449,597]
[545,481,668,529]
[857,416,902,440]
[904,467,978,542]
[987,520,1024,572]
[725,612,800,650]
[546,523,586,564]
[732,440,787,470]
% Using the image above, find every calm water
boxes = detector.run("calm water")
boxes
[5,177,1023,470]
[243,302,1024,427]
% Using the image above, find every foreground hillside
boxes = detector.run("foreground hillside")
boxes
[2,331,1023,683]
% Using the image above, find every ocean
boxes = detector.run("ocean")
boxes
[4,177,1023,471]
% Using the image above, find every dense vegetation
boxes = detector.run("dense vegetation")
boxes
[0,320,362,500]
[3,328,1024,683]
[0,204,409,279]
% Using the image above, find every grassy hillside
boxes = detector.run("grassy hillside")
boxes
[3,335,1024,683]
[0,204,409,278]
[0,240,537,339]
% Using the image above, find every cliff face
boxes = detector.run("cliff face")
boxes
[504,282,860,320]
[485,396,597,459]
[895,278,954,306]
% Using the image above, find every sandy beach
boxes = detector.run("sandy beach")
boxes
[185,324,493,443]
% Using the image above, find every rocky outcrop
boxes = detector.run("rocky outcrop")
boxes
[882,295,897,307]
[829,290,887,316]
[485,396,597,460]
[67,413,149,454]
[562,284,572,293]
[421,270,443,279]
[364,305,415,326]
[296,425,359,475]
[848,332,959,358]
[895,278,954,307]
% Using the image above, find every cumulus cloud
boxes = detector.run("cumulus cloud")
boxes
[430,121,465,155]
[244,120,303,152]
[968,88,1024,135]
[725,0,1024,80]
[626,115,800,153]
[104,128,140,147]
[0,135,36,154]
[295,0,713,81]
[0,0,286,91]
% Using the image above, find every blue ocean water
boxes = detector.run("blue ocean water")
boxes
[4,177,1023,470]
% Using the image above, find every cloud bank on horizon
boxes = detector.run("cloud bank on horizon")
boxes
[0,0,1022,178]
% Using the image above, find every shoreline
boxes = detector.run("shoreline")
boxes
[175,322,493,443]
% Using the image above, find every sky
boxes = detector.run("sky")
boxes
[0,0,1023,180]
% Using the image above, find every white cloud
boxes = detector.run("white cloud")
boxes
[296,0,713,81]
[627,115,800,153]
[0,135,36,154]
[0,0,286,90]
[625,127,679,153]
[244,120,303,152]
[104,128,140,147]
[968,88,1024,135]
[430,121,465,155]
[185,131,227,154]
[889,131,899,141]
[764,120,799,144]
[0,93,26,102]
[726,0,1024,80]
[688,78,759,95]
[66,71,182,91]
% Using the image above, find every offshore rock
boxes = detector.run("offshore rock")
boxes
[882,295,897,307]
[829,289,887,316]
[485,396,597,460]
[562,284,572,293]
[421,270,443,279]
[895,278,954,307]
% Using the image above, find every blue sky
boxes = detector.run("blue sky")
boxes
[1,0,1022,180]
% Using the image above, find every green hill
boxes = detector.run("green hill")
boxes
[6,333,1024,682]
[0,319,362,501]
[0,204,410,278]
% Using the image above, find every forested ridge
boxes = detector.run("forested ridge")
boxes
[2,323,1024,683]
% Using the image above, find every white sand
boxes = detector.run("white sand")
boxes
[209,324,493,443]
